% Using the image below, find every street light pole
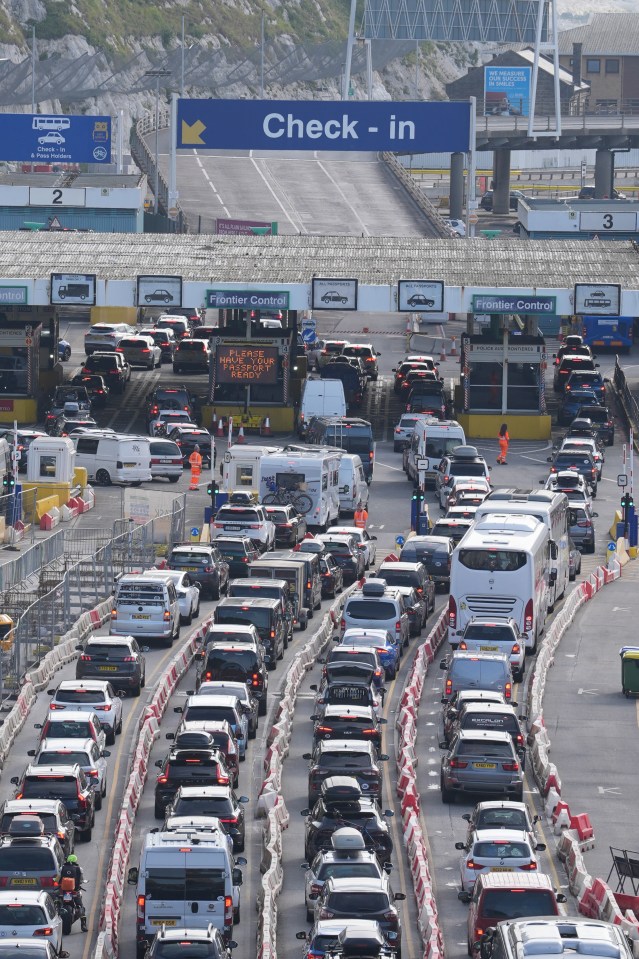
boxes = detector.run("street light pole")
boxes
[144,69,171,215]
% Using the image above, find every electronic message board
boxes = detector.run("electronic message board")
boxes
[216,345,279,384]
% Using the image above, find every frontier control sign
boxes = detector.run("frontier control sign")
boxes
[472,293,557,315]
[178,99,471,153]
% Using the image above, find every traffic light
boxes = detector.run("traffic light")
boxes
[206,479,218,508]
[411,487,425,507]
[621,491,634,514]
[2,474,15,492]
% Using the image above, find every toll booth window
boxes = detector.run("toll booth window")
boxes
[467,362,503,412]
[235,467,254,487]
[39,455,57,478]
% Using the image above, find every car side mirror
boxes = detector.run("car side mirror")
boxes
[232,868,243,886]
[547,457,552,462]
[379,718,387,725]
[47,689,55,696]
[300,861,310,869]
[557,894,567,903]
[383,861,393,873]
[379,754,389,761]
[10,777,18,785]
[439,659,448,669]
[194,651,204,661]
[308,893,319,901]
[533,814,541,823]
[174,706,183,713]
[309,715,318,722]
[462,813,471,822]
[166,732,175,740]
[75,645,84,652]
[300,808,310,816]
[535,843,547,852]
[394,892,406,901]
[383,809,394,818]
[455,842,466,850]
[372,535,377,541]
[103,750,111,758]
[309,684,318,692]
[296,932,309,941]
[439,741,448,749]
[154,759,163,768]
[592,512,598,518]
[27,749,35,756]
[34,723,42,729]
[302,753,312,760]
[127,867,139,884]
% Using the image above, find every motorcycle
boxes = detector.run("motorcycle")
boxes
[58,880,87,934]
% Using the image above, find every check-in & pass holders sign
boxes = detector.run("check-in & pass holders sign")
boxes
[311,278,358,311]
[397,280,444,312]
[206,290,289,310]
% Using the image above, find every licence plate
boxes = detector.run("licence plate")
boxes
[123,462,136,467]
[159,459,172,464]
[11,878,36,885]
[226,525,242,530]
[185,566,199,572]
[491,867,512,872]
[479,645,498,651]
[473,762,496,769]
[151,919,177,926]
[99,665,118,671]
[133,614,151,620]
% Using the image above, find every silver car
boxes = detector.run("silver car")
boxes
[116,335,162,369]
[143,569,200,624]
[27,737,110,809]
[302,844,388,920]
[440,729,524,803]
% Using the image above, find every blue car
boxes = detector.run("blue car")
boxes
[558,387,600,426]
[565,370,606,405]
[337,628,401,680]
[58,339,71,361]
[297,920,358,958]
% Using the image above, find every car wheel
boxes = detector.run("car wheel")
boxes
[154,801,165,820]
[132,682,141,697]
[306,906,314,922]
[569,568,576,582]
[441,777,454,804]
[249,723,257,740]
[106,726,115,746]
[96,468,111,486]
[258,696,267,717]
[95,790,102,811]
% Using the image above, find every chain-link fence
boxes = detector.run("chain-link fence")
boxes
[0,500,186,699]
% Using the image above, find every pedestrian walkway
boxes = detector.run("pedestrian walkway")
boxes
[542,572,639,882]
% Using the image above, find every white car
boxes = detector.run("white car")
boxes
[326,526,377,569]
[445,218,466,237]
[211,504,275,551]
[0,892,63,955]
[144,569,200,624]
[149,410,196,437]
[27,737,109,809]
[544,470,592,506]
[393,413,432,453]
[84,322,131,356]
[46,680,123,746]
[456,828,546,892]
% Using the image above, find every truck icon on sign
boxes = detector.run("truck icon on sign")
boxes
[58,283,90,300]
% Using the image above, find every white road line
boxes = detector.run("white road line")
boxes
[193,148,230,217]
[249,155,302,232]
[315,157,371,236]
[374,461,404,472]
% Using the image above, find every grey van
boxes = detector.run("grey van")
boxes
[227,577,294,647]
[111,574,180,648]
[213,597,287,668]
[440,651,513,704]
[248,558,309,629]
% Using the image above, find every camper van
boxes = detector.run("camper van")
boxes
[221,444,281,497]
[406,419,466,486]
[259,448,341,530]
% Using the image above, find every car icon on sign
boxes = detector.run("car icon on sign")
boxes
[145,289,175,303]
[321,291,348,304]
[38,131,65,145]
[407,294,435,307]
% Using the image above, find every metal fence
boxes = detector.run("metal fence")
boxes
[0,500,186,698]
[0,527,64,593]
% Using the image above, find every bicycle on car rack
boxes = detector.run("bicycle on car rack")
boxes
[262,485,313,515]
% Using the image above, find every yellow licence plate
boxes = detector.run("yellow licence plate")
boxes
[185,566,199,572]
[99,666,118,671]
[480,645,498,651]
[491,867,512,872]
[473,762,496,769]
[11,878,37,885]
[151,919,177,926]
[123,462,136,468]
[133,614,150,619]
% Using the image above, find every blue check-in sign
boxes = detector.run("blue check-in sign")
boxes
[206,290,290,310]
[0,114,111,164]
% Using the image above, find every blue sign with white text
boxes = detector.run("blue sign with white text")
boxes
[178,99,471,153]
[0,114,111,164]
[484,66,531,117]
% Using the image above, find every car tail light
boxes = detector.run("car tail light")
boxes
[224,895,233,926]
[251,673,261,687]
[448,596,457,630]
[340,618,346,630]
[96,704,112,711]
[111,609,117,620]
[524,600,533,634]
[502,760,519,771]
[86,768,100,778]
[57,830,66,840]
[123,656,136,662]
[445,678,452,697]
[157,774,168,784]
[48,704,64,710]
[519,862,538,871]
[33,927,54,938]
[511,644,521,655]
[0,878,8,887]
[516,733,524,746]
[362,728,377,737]
[395,621,401,634]
[449,758,468,769]
[137,894,145,920]
[465,859,484,870]
[217,774,230,785]
[577,519,591,528]
[164,611,171,621]
[80,654,92,662]
[316,725,332,735]
[504,681,512,701]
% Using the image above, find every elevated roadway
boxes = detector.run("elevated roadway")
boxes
[475,113,639,151]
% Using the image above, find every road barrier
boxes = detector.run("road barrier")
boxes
[526,558,639,949]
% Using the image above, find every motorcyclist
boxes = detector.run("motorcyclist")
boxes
[60,854,87,932]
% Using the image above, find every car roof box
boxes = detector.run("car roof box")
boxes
[452,445,479,459]
[331,827,366,851]
[361,579,387,597]
[321,776,362,804]
[8,814,44,837]
[174,731,215,750]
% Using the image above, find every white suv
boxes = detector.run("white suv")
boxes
[212,504,275,552]
[436,446,491,509]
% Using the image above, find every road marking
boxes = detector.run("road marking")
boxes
[315,158,371,236]
[374,462,404,472]
[597,786,621,795]
[577,688,598,695]
[612,607,630,612]
[249,155,302,232]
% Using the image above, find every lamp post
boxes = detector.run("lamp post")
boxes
[144,69,171,214]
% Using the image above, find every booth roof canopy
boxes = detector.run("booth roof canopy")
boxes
[1,231,639,289]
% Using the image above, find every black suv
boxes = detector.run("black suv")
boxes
[213,536,260,577]
[576,405,615,446]
[164,784,249,852]
[146,387,201,425]
[75,635,146,696]
[303,740,388,806]
[311,705,386,751]
[167,544,229,599]
[81,352,130,393]
[301,778,394,862]
[10,764,96,841]
[153,745,231,818]
[264,504,308,547]
[0,832,65,891]
[213,597,287,668]
[196,641,269,715]
[547,449,598,493]
[399,535,453,589]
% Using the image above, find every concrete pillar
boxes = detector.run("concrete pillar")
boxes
[594,149,614,198]
[449,152,465,220]
[492,149,512,215]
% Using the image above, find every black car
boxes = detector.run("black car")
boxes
[479,190,527,211]
[399,535,453,589]
[70,373,110,408]
[547,450,598,494]
[301,778,393,862]
[75,635,146,696]
[81,352,130,393]
[168,426,213,466]
[303,740,388,806]
[213,596,287,668]
[264,505,308,547]
[319,537,365,585]
[141,327,177,362]
[164,784,248,852]
[196,641,269,715]
[312,705,386,751]
[576,405,615,446]
[10,764,96,841]
[320,555,344,598]
[54,414,98,437]
[146,387,201,425]
[167,543,229,599]
[213,536,260,576]
[153,745,230,818]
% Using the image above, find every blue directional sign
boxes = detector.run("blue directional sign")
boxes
[302,328,317,344]
[0,114,111,164]
[178,99,471,153]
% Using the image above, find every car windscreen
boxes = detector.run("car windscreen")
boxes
[326,433,372,454]
[0,949,51,959]
[321,540,353,555]
[458,550,527,571]
[171,552,210,566]
[230,585,281,602]
[172,797,233,816]
[0,904,47,923]
[473,840,530,859]
[52,690,104,704]
[205,649,257,674]
[378,569,419,588]
[327,892,388,913]
[456,741,512,759]
[44,721,93,738]
[167,757,221,778]
[476,809,529,831]
[21,777,78,798]
[117,584,165,604]
[215,607,270,629]
[145,867,225,901]
[579,407,607,423]
[480,889,556,919]
[37,751,89,767]
[86,357,117,371]
[266,509,290,523]
[401,543,448,561]
[215,542,247,556]
[554,455,593,468]
[425,438,462,458]
[330,650,376,668]
[177,341,205,351]
[345,601,396,621]
[0,813,58,834]
[151,441,181,456]
[325,685,371,705]
[316,750,371,768]
[317,863,379,883]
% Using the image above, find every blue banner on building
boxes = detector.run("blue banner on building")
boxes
[178,99,471,153]
[484,66,532,117]
[0,114,111,164]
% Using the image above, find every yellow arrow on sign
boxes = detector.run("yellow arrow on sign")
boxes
[181,119,206,145]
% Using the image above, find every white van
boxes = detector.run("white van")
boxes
[337,453,369,514]
[72,431,151,485]
[128,827,244,956]
[221,444,281,496]
[259,448,341,530]
[298,378,346,438]
[111,573,180,647]
[406,418,466,486]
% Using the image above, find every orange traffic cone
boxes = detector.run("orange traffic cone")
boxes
[450,337,457,356]
[262,417,271,436]
[237,426,246,445]
[217,417,225,438]
[439,340,447,362]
